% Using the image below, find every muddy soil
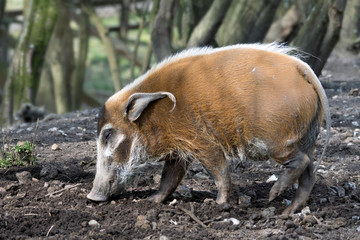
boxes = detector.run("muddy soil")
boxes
[1,50,359,240]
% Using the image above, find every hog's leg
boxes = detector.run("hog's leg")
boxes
[201,151,231,204]
[269,150,310,206]
[282,161,315,215]
[148,158,188,203]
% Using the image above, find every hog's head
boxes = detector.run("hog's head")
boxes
[87,91,176,201]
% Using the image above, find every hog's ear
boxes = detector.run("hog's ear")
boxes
[124,92,176,122]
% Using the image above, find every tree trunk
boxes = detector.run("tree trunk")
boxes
[131,0,151,80]
[72,8,90,110]
[48,1,75,114]
[2,0,58,124]
[36,62,55,113]
[175,0,195,47]
[340,0,360,48]
[151,0,179,62]
[0,0,7,103]
[119,0,130,41]
[216,0,281,46]
[142,0,160,73]
[187,0,231,48]
[291,0,347,76]
[82,0,122,91]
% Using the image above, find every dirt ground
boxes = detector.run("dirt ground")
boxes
[1,50,359,240]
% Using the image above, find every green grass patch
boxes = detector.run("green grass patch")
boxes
[0,141,37,168]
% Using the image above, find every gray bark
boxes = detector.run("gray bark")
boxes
[291,0,347,76]
[151,0,179,62]
[216,0,281,45]
[73,8,90,110]
[48,1,75,114]
[187,0,231,48]
[340,0,360,48]
[2,0,58,124]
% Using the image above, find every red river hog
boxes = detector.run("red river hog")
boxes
[87,43,330,214]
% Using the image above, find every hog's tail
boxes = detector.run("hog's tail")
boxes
[296,64,331,173]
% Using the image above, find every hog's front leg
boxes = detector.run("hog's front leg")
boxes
[148,158,188,203]
[200,149,231,205]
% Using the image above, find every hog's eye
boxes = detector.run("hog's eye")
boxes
[103,129,112,145]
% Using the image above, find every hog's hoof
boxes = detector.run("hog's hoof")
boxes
[87,192,108,202]
[147,192,166,203]
[221,202,232,211]
[282,201,301,215]
[269,182,287,202]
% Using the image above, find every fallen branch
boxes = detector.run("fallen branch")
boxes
[45,183,81,197]
[177,204,207,228]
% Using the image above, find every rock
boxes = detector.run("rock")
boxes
[266,174,278,183]
[301,206,311,216]
[251,213,261,220]
[0,187,6,194]
[32,178,39,182]
[16,171,32,184]
[151,222,157,230]
[159,236,169,240]
[48,127,58,132]
[335,186,346,197]
[211,220,232,229]
[221,202,232,211]
[344,182,356,191]
[261,207,276,219]
[168,199,177,206]
[352,121,360,127]
[40,164,58,180]
[283,199,292,206]
[284,220,295,230]
[51,144,60,151]
[302,215,317,225]
[193,172,210,181]
[135,215,151,230]
[5,183,19,191]
[176,185,192,198]
[349,88,359,96]
[331,217,347,229]
[319,198,327,204]
[204,198,215,204]
[88,219,100,227]
[238,194,252,207]
[244,221,254,229]
[223,217,240,225]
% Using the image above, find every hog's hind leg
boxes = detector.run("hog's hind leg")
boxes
[148,158,188,203]
[269,149,314,214]
[282,160,315,215]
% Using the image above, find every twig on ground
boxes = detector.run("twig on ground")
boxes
[177,205,207,228]
[45,183,81,197]
[46,225,55,237]
[24,213,39,216]
[313,215,323,226]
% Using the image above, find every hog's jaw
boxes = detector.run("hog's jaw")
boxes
[87,138,123,201]
[87,125,148,202]
[87,123,127,201]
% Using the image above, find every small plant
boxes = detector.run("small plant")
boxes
[0,141,37,168]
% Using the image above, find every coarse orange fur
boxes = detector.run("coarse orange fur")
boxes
[104,47,321,164]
